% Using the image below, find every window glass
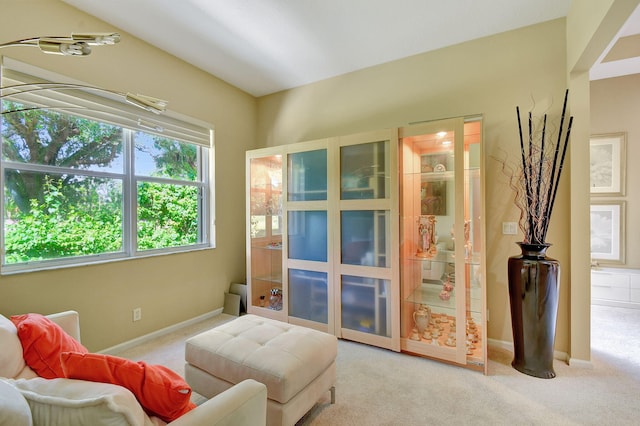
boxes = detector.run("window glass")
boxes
[134,132,198,181]
[1,100,211,272]
[3,170,123,264]
[1,103,124,172]
[137,182,200,250]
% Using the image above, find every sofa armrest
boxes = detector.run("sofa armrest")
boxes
[46,311,81,343]
[168,379,267,426]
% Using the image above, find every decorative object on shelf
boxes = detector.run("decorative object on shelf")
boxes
[464,220,472,259]
[433,163,446,172]
[438,289,451,301]
[412,304,431,335]
[410,328,421,341]
[503,90,573,379]
[416,215,437,258]
[269,288,283,310]
[259,295,266,307]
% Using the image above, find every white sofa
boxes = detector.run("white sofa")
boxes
[0,311,267,426]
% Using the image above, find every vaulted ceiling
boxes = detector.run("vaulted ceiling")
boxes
[62,0,639,97]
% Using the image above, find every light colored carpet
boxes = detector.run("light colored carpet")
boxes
[115,306,640,425]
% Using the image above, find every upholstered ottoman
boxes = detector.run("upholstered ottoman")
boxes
[185,315,337,426]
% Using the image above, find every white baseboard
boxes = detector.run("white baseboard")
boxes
[488,338,569,363]
[99,308,223,355]
[568,357,594,369]
[488,338,513,352]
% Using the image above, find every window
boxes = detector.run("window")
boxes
[1,60,213,273]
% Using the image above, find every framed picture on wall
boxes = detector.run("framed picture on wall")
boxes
[590,133,626,196]
[590,201,626,264]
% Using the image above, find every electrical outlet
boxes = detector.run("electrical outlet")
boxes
[502,222,517,235]
[132,307,142,322]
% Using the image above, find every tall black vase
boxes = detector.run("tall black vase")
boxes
[508,242,560,379]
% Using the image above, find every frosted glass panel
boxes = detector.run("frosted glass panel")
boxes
[341,210,389,267]
[288,210,327,262]
[341,141,388,200]
[289,269,328,324]
[288,149,327,201]
[341,275,390,337]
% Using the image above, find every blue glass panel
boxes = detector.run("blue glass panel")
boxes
[288,269,328,324]
[288,149,327,201]
[341,275,390,337]
[341,141,388,200]
[341,210,389,267]
[288,210,327,262]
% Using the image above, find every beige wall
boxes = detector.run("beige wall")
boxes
[0,0,257,351]
[591,74,640,268]
[257,19,572,351]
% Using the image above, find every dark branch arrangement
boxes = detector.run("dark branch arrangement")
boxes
[508,90,573,245]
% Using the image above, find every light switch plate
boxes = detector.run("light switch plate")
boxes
[502,222,517,235]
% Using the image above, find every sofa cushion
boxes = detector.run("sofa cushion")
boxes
[61,352,195,423]
[10,313,88,379]
[0,378,32,426]
[0,315,26,379]
[8,377,153,426]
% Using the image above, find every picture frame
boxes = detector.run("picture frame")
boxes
[420,152,449,216]
[589,133,626,196]
[420,179,446,215]
[590,201,626,264]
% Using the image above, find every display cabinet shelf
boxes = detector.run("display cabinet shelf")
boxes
[407,283,456,309]
[420,171,455,181]
[252,275,282,284]
[404,251,482,266]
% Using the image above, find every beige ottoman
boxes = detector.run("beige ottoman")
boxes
[185,315,337,426]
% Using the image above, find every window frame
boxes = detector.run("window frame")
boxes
[1,60,214,275]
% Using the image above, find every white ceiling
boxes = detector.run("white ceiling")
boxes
[62,0,639,97]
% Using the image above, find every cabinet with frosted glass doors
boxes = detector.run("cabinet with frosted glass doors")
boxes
[246,130,400,349]
[335,129,399,351]
[246,140,331,329]
[399,117,486,372]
